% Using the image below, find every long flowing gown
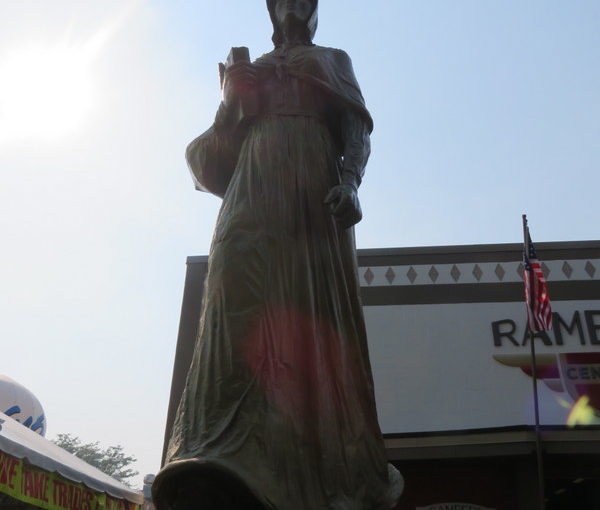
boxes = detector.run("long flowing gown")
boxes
[157,45,401,510]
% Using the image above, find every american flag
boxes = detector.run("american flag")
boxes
[523,221,552,331]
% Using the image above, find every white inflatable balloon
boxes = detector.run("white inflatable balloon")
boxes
[0,375,46,436]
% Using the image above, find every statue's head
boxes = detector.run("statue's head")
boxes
[266,0,318,47]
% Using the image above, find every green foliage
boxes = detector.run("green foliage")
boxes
[53,433,138,486]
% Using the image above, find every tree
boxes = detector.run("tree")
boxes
[53,433,139,486]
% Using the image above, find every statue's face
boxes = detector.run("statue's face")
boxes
[274,0,313,26]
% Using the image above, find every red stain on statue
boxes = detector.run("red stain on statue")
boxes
[244,305,355,426]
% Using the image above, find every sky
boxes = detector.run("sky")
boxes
[0,0,599,489]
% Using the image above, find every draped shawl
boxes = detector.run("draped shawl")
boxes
[186,45,372,198]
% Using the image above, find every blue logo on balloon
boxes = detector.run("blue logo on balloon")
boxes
[3,405,46,435]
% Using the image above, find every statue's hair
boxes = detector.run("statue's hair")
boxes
[266,0,318,47]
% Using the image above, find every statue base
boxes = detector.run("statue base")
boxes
[153,461,265,510]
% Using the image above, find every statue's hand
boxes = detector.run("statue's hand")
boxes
[324,184,363,229]
[222,62,257,108]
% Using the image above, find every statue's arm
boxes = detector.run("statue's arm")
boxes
[186,100,243,199]
[322,46,374,229]
[323,106,371,229]
[186,59,258,198]
[340,109,371,190]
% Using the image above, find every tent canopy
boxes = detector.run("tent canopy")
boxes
[0,412,143,505]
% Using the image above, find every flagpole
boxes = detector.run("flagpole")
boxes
[522,214,546,510]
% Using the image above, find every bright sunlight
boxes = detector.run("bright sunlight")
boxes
[0,44,93,143]
[0,0,140,145]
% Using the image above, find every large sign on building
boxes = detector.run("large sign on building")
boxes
[358,242,600,434]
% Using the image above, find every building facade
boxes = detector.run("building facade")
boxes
[163,241,600,509]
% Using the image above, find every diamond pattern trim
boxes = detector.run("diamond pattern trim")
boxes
[355,259,599,287]
[542,263,550,279]
[428,266,439,283]
[385,267,396,284]
[585,261,596,278]
[407,267,417,284]
[495,264,506,281]
[450,265,461,282]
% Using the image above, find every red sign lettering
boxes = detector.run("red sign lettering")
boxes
[0,452,20,489]
[21,468,49,502]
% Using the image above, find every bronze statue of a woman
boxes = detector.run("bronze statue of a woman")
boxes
[153,1,403,508]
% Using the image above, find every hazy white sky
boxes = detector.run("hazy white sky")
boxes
[1,0,599,488]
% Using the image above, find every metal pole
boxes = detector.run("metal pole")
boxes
[523,214,546,510]
[529,328,546,510]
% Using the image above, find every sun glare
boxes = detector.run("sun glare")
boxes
[0,44,94,143]
[0,0,141,145]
